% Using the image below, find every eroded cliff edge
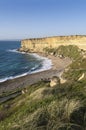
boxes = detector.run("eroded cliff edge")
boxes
[20,35,86,52]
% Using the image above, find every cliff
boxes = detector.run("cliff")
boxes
[0,57,86,129]
[0,40,86,129]
[20,35,86,52]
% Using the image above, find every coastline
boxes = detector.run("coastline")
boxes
[0,53,72,95]
[0,52,52,83]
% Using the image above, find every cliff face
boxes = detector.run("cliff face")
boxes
[20,35,86,52]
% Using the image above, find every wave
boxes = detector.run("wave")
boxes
[7,49,26,54]
[0,72,32,83]
[7,49,18,53]
[0,52,52,83]
[27,53,52,73]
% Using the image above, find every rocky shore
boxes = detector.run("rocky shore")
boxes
[0,54,71,95]
[0,43,85,130]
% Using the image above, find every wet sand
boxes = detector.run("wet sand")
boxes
[0,54,72,95]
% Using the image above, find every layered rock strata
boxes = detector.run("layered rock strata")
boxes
[20,35,86,52]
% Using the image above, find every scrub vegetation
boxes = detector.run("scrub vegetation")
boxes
[0,45,86,130]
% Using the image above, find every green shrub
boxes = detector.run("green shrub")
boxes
[44,45,82,60]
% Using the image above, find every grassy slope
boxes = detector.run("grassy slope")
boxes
[0,45,86,130]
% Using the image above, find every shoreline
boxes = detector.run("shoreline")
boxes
[0,53,72,95]
[0,52,52,83]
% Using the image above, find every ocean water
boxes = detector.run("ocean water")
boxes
[0,41,52,83]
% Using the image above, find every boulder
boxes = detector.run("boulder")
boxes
[50,76,60,87]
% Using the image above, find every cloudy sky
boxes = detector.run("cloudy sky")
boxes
[0,0,86,40]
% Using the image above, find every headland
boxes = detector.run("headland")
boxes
[1,35,86,95]
[0,35,86,130]
[20,35,86,53]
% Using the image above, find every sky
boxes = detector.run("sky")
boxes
[0,0,86,40]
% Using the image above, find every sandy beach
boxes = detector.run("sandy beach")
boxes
[0,54,71,95]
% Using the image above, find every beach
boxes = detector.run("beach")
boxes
[0,53,71,95]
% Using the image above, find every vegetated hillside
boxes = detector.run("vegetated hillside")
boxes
[0,46,86,130]
[44,45,82,60]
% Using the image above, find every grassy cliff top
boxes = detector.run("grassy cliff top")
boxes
[0,45,86,130]
[22,35,86,41]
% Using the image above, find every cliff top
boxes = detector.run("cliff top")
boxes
[22,35,86,41]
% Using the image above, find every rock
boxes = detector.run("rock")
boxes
[60,77,67,84]
[50,76,60,87]
[78,73,85,81]
[21,88,28,94]
[20,35,86,53]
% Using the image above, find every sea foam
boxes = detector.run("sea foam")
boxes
[0,52,52,83]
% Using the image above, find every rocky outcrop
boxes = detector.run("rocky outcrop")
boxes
[20,35,86,52]
[78,73,85,81]
[50,76,60,87]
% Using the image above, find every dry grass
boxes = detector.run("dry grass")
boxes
[29,87,53,100]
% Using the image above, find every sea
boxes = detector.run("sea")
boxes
[0,41,52,83]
